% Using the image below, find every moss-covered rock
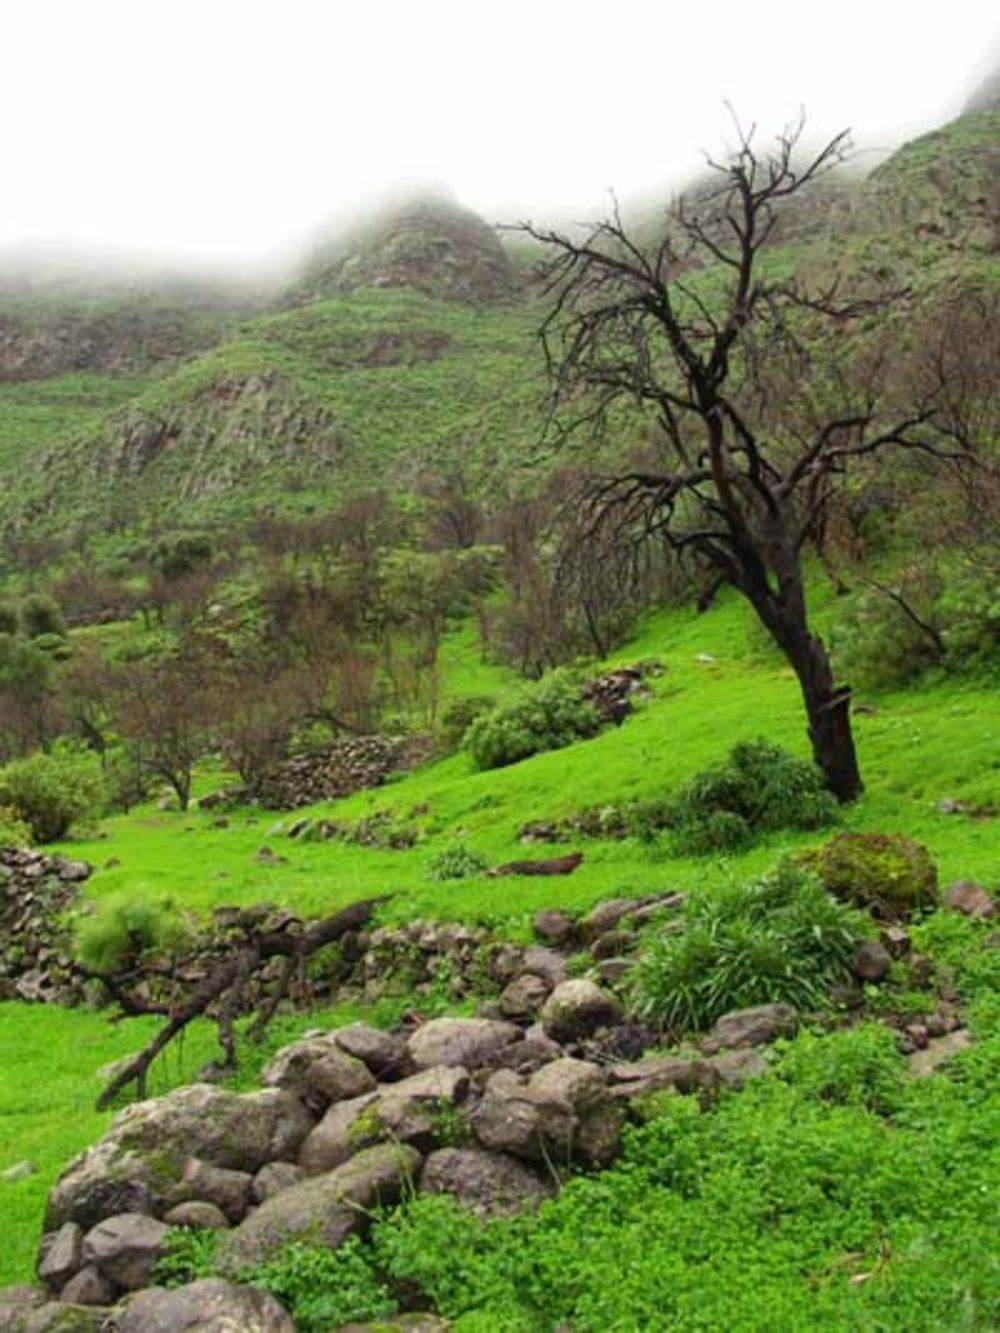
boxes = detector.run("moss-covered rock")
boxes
[801,831,938,918]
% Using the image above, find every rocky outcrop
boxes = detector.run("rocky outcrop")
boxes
[0,849,92,1004]
[243,734,432,810]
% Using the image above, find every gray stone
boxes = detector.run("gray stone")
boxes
[606,1056,719,1099]
[421,1147,552,1217]
[81,1212,168,1290]
[307,1048,377,1103]
[37,1222,82,1290]
[700,1003,799,1054]
[488,1033,563,1074]
[46,1084,312,1230]
[472,1058,622,1166]
[13,1304,113,1332]
[58,1266,116,1307]
[533,909,575,946]
[541,979,625,1043]
[908,1028,972,1077]
[707,1048,770,1088]
[944,880,998,919]
[579,898,641,940]
[499,973,550,1021]
[217,1144,422,1273]
[117,1277,295,1331]
[261,1032,350,1098]
[407,1017,521,1070]
[592,929,636,960]
[172,1159,253,1223]
[162,1201,230,1230]
[519,946,569,989]
[251,1161,305,1204]
[2,1160,36,1183]
[299,1093,379,1176]
[334,1023,409,1079]
[851,939,893,983]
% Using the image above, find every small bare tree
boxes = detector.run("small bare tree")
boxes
[522,115,971,801]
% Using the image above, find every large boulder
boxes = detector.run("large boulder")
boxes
[299,1093,380,1175]
[80,1212,168,1291]
[217,1144,422,1273]
[540,980,624,1044]
[406,1017,521,1070]
[117,1278,295,1331]
[421,1147,552,1217]
[472,1057,622,1166]
[606,1056,720,1100]
[45,1085,313,1230]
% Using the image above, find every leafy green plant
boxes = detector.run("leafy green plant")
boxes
[74,891,190,972]
[439,694,494,750]
[155,1227,220,1287]
[426,842,490,881]
[0,803,32,849]
[238,1239,396,1332]
[629,860,866,1033]
[464,669,601,770]
[0,748,107,842]
[668,739,838,854]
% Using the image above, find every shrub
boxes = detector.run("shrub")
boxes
[801,830,938,918]
[464,669,601,770]
[669,739,838,854]
[0,804,32,849]
[0,602,17,635]
[834,582,944,689]
[629,860,866,1034]
[0,749,107,842]
[74,891,190,972]
[19,593,67,640]
[237,1240,396,1333]
[155,1228,220,1286]
[439,694,494,751]
[427,843,490,881]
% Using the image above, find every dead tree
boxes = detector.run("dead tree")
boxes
[521,115,971,801]
[86,896,386,1110]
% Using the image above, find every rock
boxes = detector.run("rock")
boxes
[578,898,641,941]
[533,909,575,945]
[944,880,998,919]
[407,1017,521,1070]
[251,1162,305,1204]
[596,959,632,983]
[499,973,550,1021]
[851,939,893,983]
[299,1093,380,1175]
[55,859,91,883]
[58,1266,116,1307]
[9,1304,113,1331]
[592,929,636,960]
[421,1147,552,1217]
[541,980,624,1043]
[307,1048,378,1103]
[879,925,911,958]
[162,1201,230,1230]
[518,946,569,989]
[700,1003,799,1054]
[261,1031,348,1098]
[908,1029,972,1076]
[80,1212,168,1290]
[45,1085,312,1230]
[487,1033,563,1075]
[606,1056,719,1099]
[334,1024,410,1079]
[217,1144,422,1273]
[2,1160,37,1183]
[117,1278,295,1331]
[37,1222,82,1290]
[172,1160,252,1223]
[472,1058,622,1167]
[707,1048,770,1088]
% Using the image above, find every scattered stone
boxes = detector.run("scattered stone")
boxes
[162,1201,230,1230]
[59,1266,116,1307]
[253,847,287,865]
[879,925,911,958]
[216,1144,422,1273]
[172,1160,253,1223]
[592,929,636,960]
[299,1093,380,1176]
[80,1212,168,1291]
[117,1277,295,1332]
[578,898,641,941]
[407,1017,521,1070]
[701,1003,799,1054]
[307,1048,378,1103]
[499,973,550,1020]
[251,1162,305,1205]
[851,939,893,983]
[492,852,584,878]
[421,1147,553,1217]
[944,880,997,919]
[37,1222,82,1290]
[533,909,575,945]
[707,1048,771,1088]
[908,1029,972,1076]
[2,1160,36,1183]
[334,1024,410,1079]
[540,980,625,1044]
[606,1056,719,1100]
[519,946,569,989]
[596,959,632,983]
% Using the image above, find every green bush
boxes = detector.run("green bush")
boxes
[439,694,494,751]
[0,749,107,842]
[155,1228,220,1286]
[19,593,67,640]
[237,1240,395,1333]
[629,860,866,1034]
[74,891,190,972]
[0,804,32,849]
[668,739,838,854]
[834,582,944,689]
[464,669,601,770]
[801,830,938,918]
[427,843,490,881]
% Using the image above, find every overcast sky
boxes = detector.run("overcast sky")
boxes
[3,0,998,265]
